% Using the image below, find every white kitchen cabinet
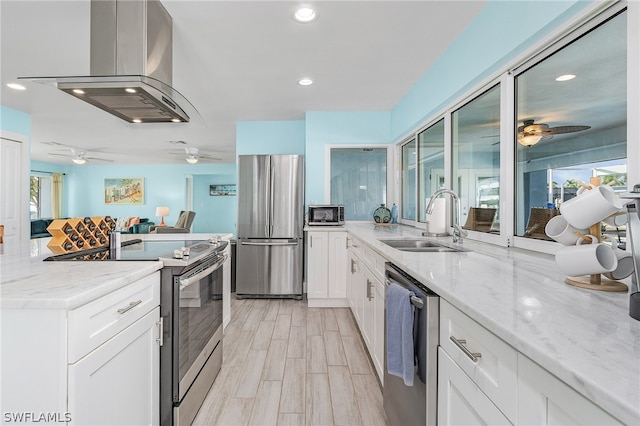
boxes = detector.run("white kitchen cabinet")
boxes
[517,354,622,425]
[438,347,512,426]
[0,272,161,425]
[440,299,622,426]
[68,307,160,426]
[328,232,349,299]
[306,230,348,307]
[347,234,386,382]
[362,268,375,351]
[440,299,517,422]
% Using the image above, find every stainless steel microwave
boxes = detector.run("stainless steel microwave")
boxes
[308,204,345,226]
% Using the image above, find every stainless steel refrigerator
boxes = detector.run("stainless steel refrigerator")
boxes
[236,154,304,299]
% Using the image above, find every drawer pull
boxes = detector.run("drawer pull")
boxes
[117,300,142,314]
[450,336,482,362]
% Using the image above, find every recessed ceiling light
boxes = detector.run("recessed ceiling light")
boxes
[293,7,317,23]
[125,88,137,93]
[7,83,26,91]
[555,74,576,81]
[132,118,142,123]
[72,89,85,95]
[171,118,181,123]
[297,78,314,86]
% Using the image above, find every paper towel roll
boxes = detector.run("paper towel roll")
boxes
[426,197,447,234]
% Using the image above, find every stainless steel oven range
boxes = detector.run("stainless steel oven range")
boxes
[158,240,228,426]
[44,238,228,426]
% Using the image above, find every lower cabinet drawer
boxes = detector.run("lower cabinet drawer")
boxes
[440,299,517,422]
[67,272,160,363]
[438,347,512,425]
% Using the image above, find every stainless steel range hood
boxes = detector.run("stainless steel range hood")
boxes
[25,0,190,123]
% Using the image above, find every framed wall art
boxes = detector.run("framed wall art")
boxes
[105,178,145,205]
[209,184,236,196]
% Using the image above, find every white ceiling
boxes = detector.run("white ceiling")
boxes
[0,0,487,165]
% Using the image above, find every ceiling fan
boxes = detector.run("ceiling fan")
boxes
[43,141,114,164]
[517,119,591,147]
[169,147,222,164]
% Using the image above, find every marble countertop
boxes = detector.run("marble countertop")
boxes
[345,222,639,426]
[0,233,232,310]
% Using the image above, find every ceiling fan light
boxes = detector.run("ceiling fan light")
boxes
[186,157,198,164]
[72,157,87,165]
[518,134,542,147]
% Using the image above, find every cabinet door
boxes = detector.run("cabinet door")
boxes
[373,278,385,383]
[361,267,375,352]
[327,232,348,299]
[347,251,359,314]
[517,354,622,425]
[438,347,512,426]
[306,232,328,299]
[68,307,160,426]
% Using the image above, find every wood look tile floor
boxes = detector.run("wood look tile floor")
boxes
[193,296,388,426]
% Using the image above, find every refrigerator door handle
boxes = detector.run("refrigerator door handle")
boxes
[269,160,276,237]
[240,240,299,247]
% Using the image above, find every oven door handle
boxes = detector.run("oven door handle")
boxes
[179,254,227,289]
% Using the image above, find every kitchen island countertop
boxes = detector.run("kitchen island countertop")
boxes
[0,233,232,310]
[345,222,639,425]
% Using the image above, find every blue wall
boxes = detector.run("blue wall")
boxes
[62,162,236,232]
[236,120,305,156]
[0,106,31,136]
[193,173,237,234]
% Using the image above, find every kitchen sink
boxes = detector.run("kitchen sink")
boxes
[379,238,468,252]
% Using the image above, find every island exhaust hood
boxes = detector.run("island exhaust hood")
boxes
[24,0,190,123]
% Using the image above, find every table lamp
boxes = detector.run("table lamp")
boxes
[155,207,169,227]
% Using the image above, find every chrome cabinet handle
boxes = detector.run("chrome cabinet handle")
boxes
[366,279,373,300]
[156,317,164,346]
[117,300,142,314]
[450,336,482,362]
[310,235,313,248]
[350,258,358,273]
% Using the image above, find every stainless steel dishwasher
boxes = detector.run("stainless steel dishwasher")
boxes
[384,262,439,426]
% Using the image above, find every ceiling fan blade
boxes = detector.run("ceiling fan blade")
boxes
[48,152,73,158]
[549,125,591,134]
[85,157,114,163]
[200,154,222,161]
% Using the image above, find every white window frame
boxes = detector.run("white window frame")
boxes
[391,0,636,253]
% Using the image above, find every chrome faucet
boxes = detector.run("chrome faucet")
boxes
[425,189,468,244]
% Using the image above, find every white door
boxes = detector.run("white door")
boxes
[0,137,23,244]
[68,307,160,426]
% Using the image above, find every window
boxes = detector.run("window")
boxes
[417,120,445,222]
[514,11,627,240]
[401,139,416,220]
[30,174,53,219]
[330,147,387,221]
[452,84,501,233]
